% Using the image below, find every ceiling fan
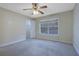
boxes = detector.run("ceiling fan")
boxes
[23,3,47,15]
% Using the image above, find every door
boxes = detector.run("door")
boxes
[26,19,31,39]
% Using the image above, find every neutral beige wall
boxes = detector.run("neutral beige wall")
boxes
[73,4,79,54]
[35,11,73,44]
[0,7,30,45]
[0,6,73,45]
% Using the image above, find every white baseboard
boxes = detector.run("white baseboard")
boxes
[73,43,79,55]
[0,39,26,48]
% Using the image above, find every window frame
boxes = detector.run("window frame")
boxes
[39,18,59,36]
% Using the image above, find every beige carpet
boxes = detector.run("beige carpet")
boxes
[0,39,78,56]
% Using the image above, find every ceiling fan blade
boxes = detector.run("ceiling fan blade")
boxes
[40,5,47,9]
[23,8,32,10]
[38,10,44,14]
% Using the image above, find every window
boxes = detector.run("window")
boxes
[40,18,58,35]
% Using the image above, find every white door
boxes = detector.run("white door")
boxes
[25,19,35,39]
[26,19,31,39]
[30,20,35,38]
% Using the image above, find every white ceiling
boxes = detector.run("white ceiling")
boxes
[0,3,75,18]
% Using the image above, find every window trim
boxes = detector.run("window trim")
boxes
[39,18,59,36]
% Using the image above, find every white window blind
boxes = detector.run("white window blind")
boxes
[40,18,58,35]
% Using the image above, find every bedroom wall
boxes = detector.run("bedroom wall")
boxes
[35,11,73,44]
[73,4,79,55]
[0,7,31,45]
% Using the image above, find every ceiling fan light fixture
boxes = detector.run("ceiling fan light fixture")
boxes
[33,10,39,15]
[22,3,47,15]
